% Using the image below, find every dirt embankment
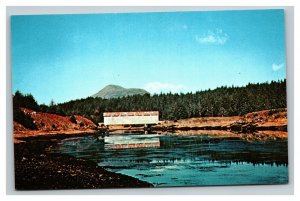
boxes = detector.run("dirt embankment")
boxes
[14,108,98,142]
[154,108,287,132]
[151,108,288,140]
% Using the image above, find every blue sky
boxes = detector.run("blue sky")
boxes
[11,9,286,104]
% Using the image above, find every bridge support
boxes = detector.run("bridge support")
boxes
[95,125,109,140]
[144,124,153,134]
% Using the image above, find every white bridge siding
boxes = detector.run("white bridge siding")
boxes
[103,111,159,125]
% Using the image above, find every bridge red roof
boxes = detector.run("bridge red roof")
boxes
[103,111,159,117]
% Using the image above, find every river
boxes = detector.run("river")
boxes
[47,133,288,187]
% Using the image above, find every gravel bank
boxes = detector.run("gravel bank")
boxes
[14,139,153,190]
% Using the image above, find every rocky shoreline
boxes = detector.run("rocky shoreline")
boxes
[14,137,153,190]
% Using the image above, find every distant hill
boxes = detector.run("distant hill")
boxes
[92,85,149,99]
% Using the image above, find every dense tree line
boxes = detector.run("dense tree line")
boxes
[13,80,287,125]
[55,79,287,123]
[13,91,38,129]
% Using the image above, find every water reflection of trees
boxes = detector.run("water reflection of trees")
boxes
[51,135,288,168]
[159,136,288,166]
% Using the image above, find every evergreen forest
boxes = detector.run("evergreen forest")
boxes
[13,79,287,125]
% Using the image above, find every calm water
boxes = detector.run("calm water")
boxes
[47,133,288,187]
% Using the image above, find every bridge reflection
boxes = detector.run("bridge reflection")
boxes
[104,134,160,149]
[111,142,160,149]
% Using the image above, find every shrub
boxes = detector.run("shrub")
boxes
[69,115,77,124]
[13,107,37,130]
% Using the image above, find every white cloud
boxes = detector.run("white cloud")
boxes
[144,82,187,94]
[195,29,229,45]
[272,63,285,71]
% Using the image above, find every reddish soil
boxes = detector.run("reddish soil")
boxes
[156,108,287,128]
[21,108,97,130]
[242,108,287,127]
[158,116,240,128]
[14,108,97,142]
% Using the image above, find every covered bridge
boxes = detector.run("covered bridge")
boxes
[103,111,159,125]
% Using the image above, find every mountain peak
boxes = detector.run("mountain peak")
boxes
[102,84,125,90]
[92,85,149,99]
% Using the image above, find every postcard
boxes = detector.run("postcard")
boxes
[12,9,288,190]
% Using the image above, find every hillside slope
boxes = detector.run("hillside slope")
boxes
[14,108,97,139]
[92,85,149,99]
